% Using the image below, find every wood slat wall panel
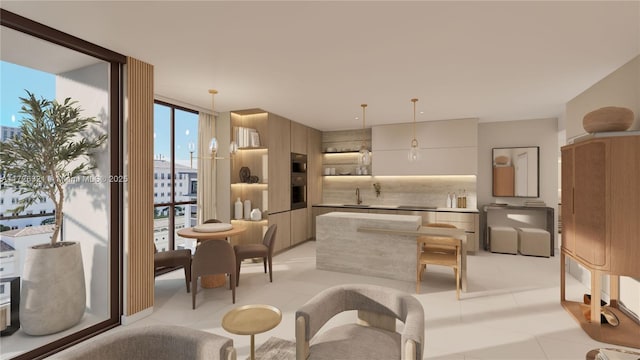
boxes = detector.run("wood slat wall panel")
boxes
[126,57,154,315]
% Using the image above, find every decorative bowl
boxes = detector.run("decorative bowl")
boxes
[583,106,634,133]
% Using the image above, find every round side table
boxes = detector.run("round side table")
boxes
[222,304,282,360]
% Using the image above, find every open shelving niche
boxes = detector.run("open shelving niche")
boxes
[322,128,372,176]
[229,111,271,246]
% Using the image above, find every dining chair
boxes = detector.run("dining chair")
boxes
[191,240,236,309]
[233,224,277,286]
[154,244,192,293]
[416,224,462,299]
[422,223,457,252]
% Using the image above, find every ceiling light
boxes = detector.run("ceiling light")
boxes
[358,104,371,166]
[208,89,238,159]
[408,98,420,162]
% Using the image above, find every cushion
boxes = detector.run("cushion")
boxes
[309,324,401,360]
[193,223,232,233]
[234,244,268,258]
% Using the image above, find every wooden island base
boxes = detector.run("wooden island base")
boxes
[561,300,640,349]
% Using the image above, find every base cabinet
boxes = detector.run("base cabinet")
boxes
[269,211,291,254]
[290,208,308,245]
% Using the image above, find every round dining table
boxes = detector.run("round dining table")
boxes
[177,224,247,288]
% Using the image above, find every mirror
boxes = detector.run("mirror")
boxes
[492,146,539,197]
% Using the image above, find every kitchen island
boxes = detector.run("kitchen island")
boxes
[313,204,479,253]
[316,212,468,291]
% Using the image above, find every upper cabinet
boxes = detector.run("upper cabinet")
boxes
[372,118,478,176]
[291,121,308,155]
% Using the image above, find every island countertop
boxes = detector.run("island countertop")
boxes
[313,203,479,213]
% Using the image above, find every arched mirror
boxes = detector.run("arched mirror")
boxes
[492,146,539,197]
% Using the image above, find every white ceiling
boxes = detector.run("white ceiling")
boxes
[2,1,639,131]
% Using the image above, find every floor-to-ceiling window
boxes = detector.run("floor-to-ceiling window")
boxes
[153,101,198,253]
[0,10,123,359]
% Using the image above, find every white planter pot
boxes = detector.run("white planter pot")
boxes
[20,241,86,336]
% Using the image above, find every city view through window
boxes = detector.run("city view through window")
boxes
[0,62,201,255]
[153,102,199,253]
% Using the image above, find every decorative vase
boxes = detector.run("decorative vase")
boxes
[20,241,86,335]
[250,208,262,221]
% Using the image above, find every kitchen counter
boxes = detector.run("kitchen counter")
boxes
[313,203,479,213]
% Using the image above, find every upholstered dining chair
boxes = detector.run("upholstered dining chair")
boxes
[191,240,236,309]
[154,244,192,293]
[233,224,277,286]
[416,225,462,299]
[295,284,424,360]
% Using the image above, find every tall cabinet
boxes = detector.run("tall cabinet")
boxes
[560,134,639,348]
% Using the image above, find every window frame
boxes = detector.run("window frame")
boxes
[153,100,198,252]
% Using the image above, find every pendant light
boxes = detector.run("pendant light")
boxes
[358,104,371,166]
[208,89,238,159]
[407,98,420,162]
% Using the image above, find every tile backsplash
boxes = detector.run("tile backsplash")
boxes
[321,175,477,209]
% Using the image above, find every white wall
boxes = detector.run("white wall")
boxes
[57,62,111,319]
[564,55,639,318]
[566,55,640,140]
[478,117,559,246]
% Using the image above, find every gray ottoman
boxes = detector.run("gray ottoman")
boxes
[518,227,550,257]
[490,226,518,255]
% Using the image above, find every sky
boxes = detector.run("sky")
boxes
[2,60,198,169]
[1,61,55,128]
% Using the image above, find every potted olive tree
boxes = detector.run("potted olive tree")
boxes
[0,91,107,335]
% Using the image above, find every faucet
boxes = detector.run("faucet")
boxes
[356,187,362,204]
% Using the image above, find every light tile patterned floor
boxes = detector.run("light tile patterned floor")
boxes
[106,241,638,359]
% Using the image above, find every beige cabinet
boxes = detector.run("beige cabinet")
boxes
[560,135,640,348]
[307,128,323,239]
[372,118,478,176]
[269,211,291,254]
[290,208,308,245]
[268,114,291,213]
[434,211,479,253]
[291,121,308,155]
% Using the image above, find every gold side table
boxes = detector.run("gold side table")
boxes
[222,304,282,360]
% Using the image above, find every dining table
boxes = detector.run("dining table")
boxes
[177,224,247,288]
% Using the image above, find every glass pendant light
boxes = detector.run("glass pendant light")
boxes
[208,89,238,158]
[408,98,420,162]
[358,104,371,166]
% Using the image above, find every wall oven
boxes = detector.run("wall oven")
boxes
[291,153,307,210]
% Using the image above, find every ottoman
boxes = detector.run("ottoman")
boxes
[490,226,518,255]
[518,227,550,257]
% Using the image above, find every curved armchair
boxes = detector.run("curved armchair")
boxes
[54,325,236,360]
[295,284,424,360]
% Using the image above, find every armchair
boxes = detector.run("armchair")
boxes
[295,284,424,360]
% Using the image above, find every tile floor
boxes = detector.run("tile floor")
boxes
[121,241,636,360]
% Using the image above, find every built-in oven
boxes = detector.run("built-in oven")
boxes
[291,153,307,210]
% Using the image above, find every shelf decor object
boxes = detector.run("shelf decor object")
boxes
[358,104,371,166]
[408,98,420,162]
[582,106,634,133]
